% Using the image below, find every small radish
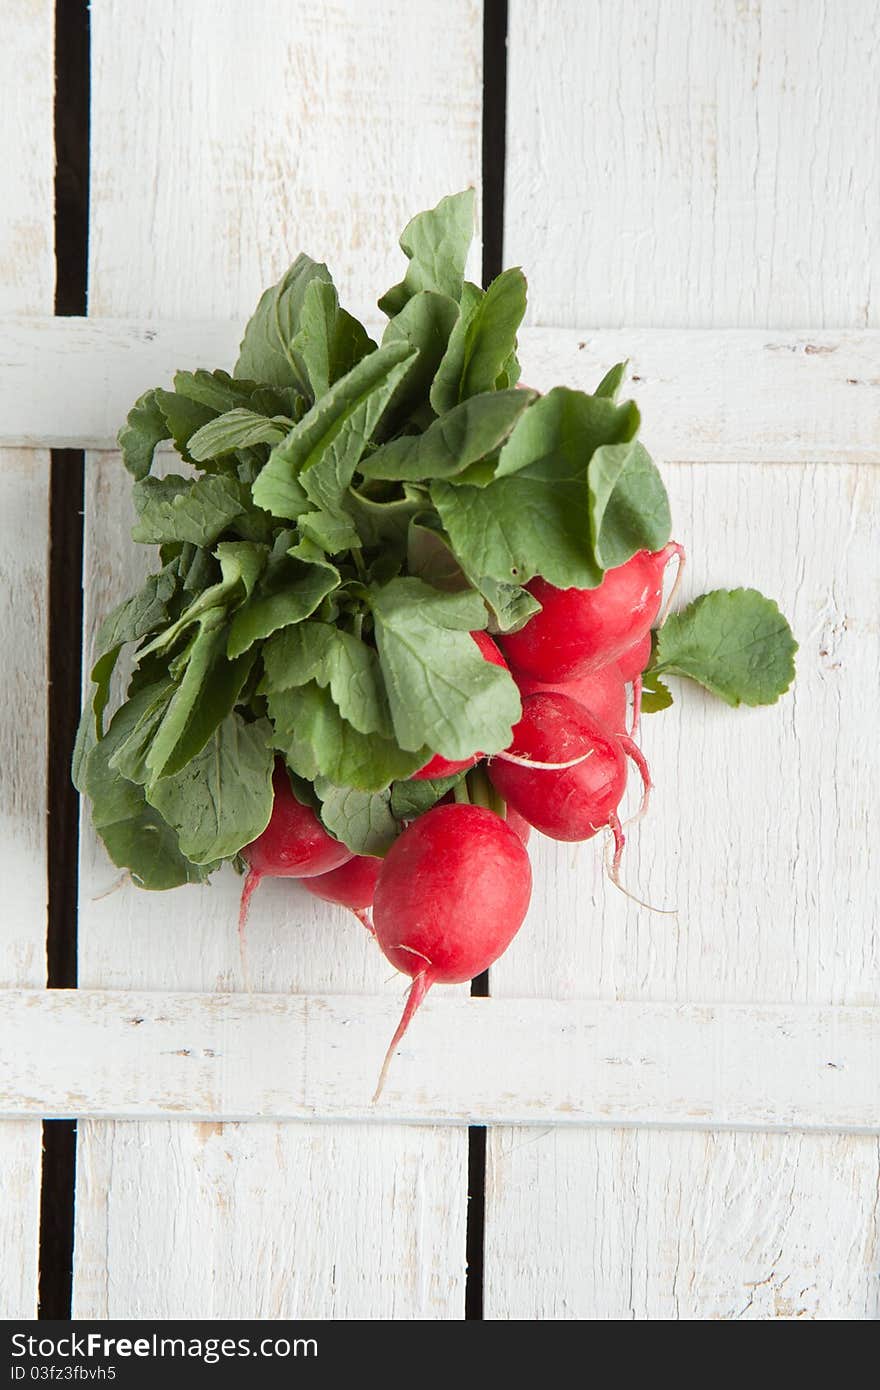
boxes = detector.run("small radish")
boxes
[302,854,382,932]
[488,692,650,881]
[503,804,532,846]
[372,803,532,1097]
[239,764,352,935]
[515,662,628,734]
[499,541,684,682]
[412,630,510,780]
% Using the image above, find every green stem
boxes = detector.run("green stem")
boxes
[351,548,367,581]
[466,763,493,810]
[453,778,471,805]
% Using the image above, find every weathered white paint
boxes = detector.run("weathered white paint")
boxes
[74,0,482,1320]
[2,317,878,465]
[488,0,880,1317]
[2,990,879,1132]
[506,0,880,329]
[0,0,54,1320]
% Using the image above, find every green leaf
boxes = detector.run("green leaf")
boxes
[173,368,302,421]
[154,389,216,463]
[594,361,628,400]
[138,541,269,660]
[406,518,469,590]
[369,577,521,759]
[252,340,416,519]
[379,291,459,430]
[314,780,399,857]
[130,474,247,547]
[390,772,465,821]
[85,560,180,738]
[81,687,212,889]
[588,440,671,570]
[260,621,391,736]
[639,668,674,714]
[146,713,274,863]
[297,508,361,555]
[343,484,425,550]
[187,409,291,462]
[378,188,475,317]
[291,278,376,399]
[652,589,797,707]
[269,683,426,791]
[226,554,339,658]
[476,577,543,634]
[433,386,639,590]
[234,253,333,392]
[430,268,527,412]
[361,389,535,482]
[428,280,483,414]
[117,389,169,480]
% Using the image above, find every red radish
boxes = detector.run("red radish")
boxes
[302,854,381,932]
[412,630,510,780]
[504,804,532,846]
[488,692,651,881]
[616,631,652,684]
[499,542,684,682]
[515,662,628,734]
[372,803,532,1097]
[239,764,352,935]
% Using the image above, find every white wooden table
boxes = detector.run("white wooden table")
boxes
[1,0,878,1320]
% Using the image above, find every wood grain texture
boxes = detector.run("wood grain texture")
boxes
[75,0,482,1319]
[506,0,880,329]
[3,990,879,1131]
[0,0,54,1320]
[491,1,880,1314]
[3,318,878,465]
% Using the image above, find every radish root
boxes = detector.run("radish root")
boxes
[237,867,261,994]
[658,541,687,625]
[373,970,433,1102]
[630,673,643,739]
[491,748,594,772]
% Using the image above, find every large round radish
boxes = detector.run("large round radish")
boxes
[488,692,651,894]
[515,662,628,734]
[302,854,381,932]
[239,764,352,933]
[499,542,683,682]
[372,803,532,1096]
[411,630,509,780]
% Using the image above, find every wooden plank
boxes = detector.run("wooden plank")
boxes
[2,318,879,464]
[0,0,54,1320]
[491,0,880,1317]
[75,0,482,1320]
[506,0,880,329]
[2,990,878,1131]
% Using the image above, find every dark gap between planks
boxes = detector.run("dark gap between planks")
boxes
[39,0,90,1321]
[466,0,509,1323]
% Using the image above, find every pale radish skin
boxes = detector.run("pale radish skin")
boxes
[488,692,651,884]
[499,542,685,682]
[616,632,652,737]
[239,764,352,939]
[412,630,510,780]
[302,854,381,933]
[372,803,532,1098]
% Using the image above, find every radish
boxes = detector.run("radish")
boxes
[239,764,352,934]
[411,630,510,780]
[499,542,684,682]
[302,854,381,932]
[488,691,650,880]
[372,803,532,1096]
[616,631,652,684]
[503,803,532,846]
[515,662,628,734]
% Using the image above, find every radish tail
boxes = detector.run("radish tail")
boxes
[237,867,261,993]
[373,971,433,1102]
[657,541,686,625]
[605,811,677,914]
[618,735,652,823]
[630,673,643,739]
[352,906,375,935]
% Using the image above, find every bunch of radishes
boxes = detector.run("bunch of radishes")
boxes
[74,191,796,1094]
[239,542,682,1092]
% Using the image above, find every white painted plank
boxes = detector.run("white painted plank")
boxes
[2,990,879,1131]
[486,1129,880,1320]
[506,0,880,329]
[3,318,879,464]
[75,0,482,1320]
[486,459,880,1315]
[0,0,54,1320]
